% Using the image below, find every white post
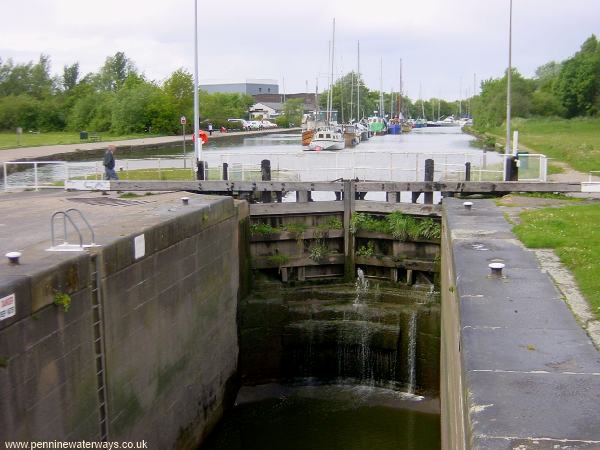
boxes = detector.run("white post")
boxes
[505,0,513,180]
[513,130,519,156]
[193,0,202,174]
[182,122,187,169]
[541,156,548,182]
[34,162,39,191]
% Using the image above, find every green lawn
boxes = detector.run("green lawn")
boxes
[513,204,600,319]
[481,117,600,173]
[0,131,163,150]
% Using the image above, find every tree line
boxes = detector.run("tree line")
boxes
[0,52,255,134]
[318,71,465,122]
[472,35,600,128]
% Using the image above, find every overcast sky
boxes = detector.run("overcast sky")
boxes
[2,0,599,100]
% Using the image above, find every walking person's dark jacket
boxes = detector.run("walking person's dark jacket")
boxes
[103,150,115,170]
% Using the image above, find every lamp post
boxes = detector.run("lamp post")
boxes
[505,0,513,181]
[193,0,203,180]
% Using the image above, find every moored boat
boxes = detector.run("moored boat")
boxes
[305,126,345,151]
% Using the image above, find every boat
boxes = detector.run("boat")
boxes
[357,120,370,141]
[436,115,459,127]
[304,19,345,152]
[413,118,427,128]
[343,124,361,147]
[306,126,345,151]
[368,117,387,135]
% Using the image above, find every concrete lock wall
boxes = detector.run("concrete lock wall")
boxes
[0,193,244,448]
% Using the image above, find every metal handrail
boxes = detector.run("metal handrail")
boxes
[51,211,83,249]
[65,208,96,245]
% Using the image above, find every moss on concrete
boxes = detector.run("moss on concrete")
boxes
[156,358,189,396]
[110,382,143,436]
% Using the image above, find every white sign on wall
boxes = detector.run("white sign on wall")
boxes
[0,294,16,321]
[134,234,146,260]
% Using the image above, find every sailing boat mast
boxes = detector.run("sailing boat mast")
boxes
[357,41,361,120]
[398,59,403,119]
[329,18,336,124]
[350,72,354,121]
[379,58,383,118]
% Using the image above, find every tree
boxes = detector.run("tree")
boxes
[200,91,254,123]
[280,98,304,126]
[472,69,535,127]
[62,63,80,91]
[320,72,376,121]
[162,69,193,123]
[554,35,600,117]
[96,51,136,91]
[29,54,54,98]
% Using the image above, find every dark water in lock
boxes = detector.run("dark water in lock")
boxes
[201,384,440,450]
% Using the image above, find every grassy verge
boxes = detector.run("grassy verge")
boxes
[0,131,163,150]
[513,204,600,319]
[475,117,600,173]
[61,167,297,183]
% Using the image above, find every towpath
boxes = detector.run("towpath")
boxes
[0,128,300,164]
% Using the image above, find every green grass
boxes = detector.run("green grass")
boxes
[480,117,600,173]
[514,192,582,201]
[0,131,162,150]
[513,204,600,319]
[118,168,197,181]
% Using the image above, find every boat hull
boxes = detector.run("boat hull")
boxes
[306,140,345,151]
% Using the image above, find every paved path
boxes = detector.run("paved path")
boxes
[446,198,600,448]
[0,128,300,164]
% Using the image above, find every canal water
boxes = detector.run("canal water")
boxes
[5,128,503,191]
[201,384,440,450]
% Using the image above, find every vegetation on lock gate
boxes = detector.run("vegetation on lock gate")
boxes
[350,212,441,241]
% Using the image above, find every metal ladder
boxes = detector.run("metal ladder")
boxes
[90,254,109,441]
[48,208,99,251]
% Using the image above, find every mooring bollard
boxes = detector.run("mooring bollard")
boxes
[261,159,272,203]
[6,251,21,265]
[463,201,473,210]
[222,162,228,181]
[488,262,505,278]
[196,160,205,181]
[424,158,434,204]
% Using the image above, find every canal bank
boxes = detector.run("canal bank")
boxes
[441,198,600,449]
[0,128,301,165]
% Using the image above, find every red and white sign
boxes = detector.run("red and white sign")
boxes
[0,293,16,321]
[180,116,187,125]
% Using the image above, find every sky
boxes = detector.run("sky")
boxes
[1,0,599,101]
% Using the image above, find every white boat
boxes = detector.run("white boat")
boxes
[306,126,345,151]
[435,115,460,127]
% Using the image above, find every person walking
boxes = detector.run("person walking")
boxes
[208,123,213,136]
[103,145,119,180]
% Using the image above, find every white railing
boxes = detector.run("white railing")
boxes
[588,171,600,183]
[2,150,549,191]
[3,161,69,191]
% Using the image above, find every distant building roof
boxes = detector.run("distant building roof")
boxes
[252,93,317,112]
[200,78,278,86]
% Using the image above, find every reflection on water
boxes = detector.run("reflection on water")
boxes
[201,383,440,450]
[6,128,502,189]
